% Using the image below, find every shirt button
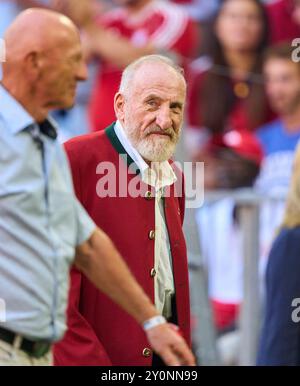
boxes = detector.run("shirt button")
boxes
[150,268,156,278]
[145,191,153,200]
[142,348,152,357]
[148,230,155,240]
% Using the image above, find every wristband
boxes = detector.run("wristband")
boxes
[142,315,167,331]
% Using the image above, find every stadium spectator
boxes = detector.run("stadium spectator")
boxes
[200,130,263,190]
[256,44,300,195]
[187,0,271,189]
[253,44,300,297]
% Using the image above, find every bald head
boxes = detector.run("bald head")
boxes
[1,8,87,122]
[4,8,78,65]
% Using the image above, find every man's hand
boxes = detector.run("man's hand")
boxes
[146,323,196,366]
[51,0,101,27]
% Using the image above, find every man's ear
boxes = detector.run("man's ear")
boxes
[23,51,43,80]
[114,92,125,121]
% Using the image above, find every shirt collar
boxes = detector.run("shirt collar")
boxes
[38,117,58,140]
[114,120,149,175]
[0,84,58,139]
[0,84,34,134]
[114,120,177,190]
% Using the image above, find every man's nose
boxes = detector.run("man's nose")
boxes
[76,60,88,82]
[156,106,172,131]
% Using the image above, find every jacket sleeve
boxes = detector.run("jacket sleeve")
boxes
[257,228,300,366]
[53,268,112,366]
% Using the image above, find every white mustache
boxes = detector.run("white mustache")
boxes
[144,126,175,139]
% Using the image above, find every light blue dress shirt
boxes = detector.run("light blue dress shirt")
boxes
[0,85,96,342]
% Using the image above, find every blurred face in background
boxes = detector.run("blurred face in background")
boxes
[264,58,300,115]
[215,0,264,52]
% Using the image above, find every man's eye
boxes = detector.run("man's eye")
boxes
[147,100,157,107]
[172,106,181,114]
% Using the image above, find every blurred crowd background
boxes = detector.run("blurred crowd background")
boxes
[1,0,300,365]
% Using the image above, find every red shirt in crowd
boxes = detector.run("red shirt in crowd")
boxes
[267,0,300,43]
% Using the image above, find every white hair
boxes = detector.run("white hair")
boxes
[118,54,186,97]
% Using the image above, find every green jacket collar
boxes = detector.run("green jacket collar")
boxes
[105,122,141,175]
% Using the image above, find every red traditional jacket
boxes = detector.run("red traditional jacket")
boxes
[54,123,191,366]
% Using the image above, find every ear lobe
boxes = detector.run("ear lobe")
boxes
[114,92,125,120]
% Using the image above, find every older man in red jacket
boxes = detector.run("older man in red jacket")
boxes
[54,54,192,366]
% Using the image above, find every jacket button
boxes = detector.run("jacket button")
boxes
[145,191,153,200]
[150,268,156,278]
[142,348,152,357]
[149,230,155,240]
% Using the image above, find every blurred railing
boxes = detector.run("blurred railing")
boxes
[185,189,286,366]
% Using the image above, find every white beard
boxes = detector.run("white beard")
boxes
[136,135,177,162]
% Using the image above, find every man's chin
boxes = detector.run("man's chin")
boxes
[143,154,169,162]
[57,93,77,109]
[48,100,75,111]
[63,100,75,110]
[138,143,176,162]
